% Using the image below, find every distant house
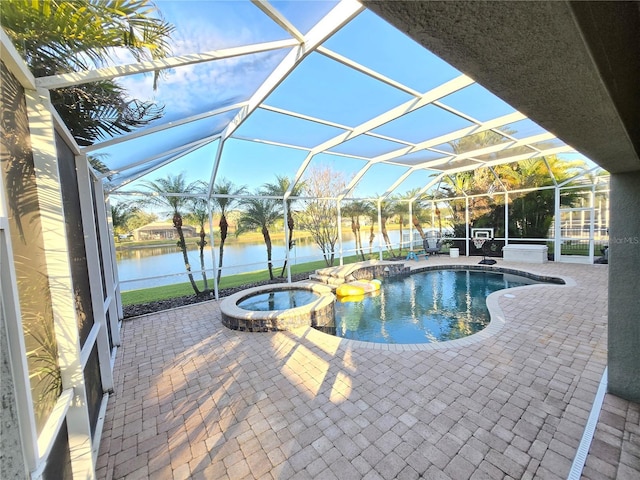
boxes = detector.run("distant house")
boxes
[132,222,197,241]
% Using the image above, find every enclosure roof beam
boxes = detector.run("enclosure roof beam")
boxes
[251,0,305,42]
[558,165,600,187]
[1,30,36,89]
[416,174,446,199]
[231,135,313,152]
[488,166,508,192]
[337,161,376,201]
[216,0,364,145]
[108,140,215,193]
[366,131,416,148]
[102,136,216,180]
[284,152,315,199]
[339,104,528,199]
[259,104,354,131]
[542,156,559,187]
[84,102,246,153]
[452,132,555,163]
[35,39,299,89]
[371,111,526,166]
[445,145,574,175]
[312,74,474,154]
[432,99,483,125]
[50,104,82,155]
[298,75,474,199]
[316,46,422,97]
[207,0,362,196]
[380,131,557,172]
[380,167,417,200]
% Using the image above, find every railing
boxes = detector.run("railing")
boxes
[117,230,610,293]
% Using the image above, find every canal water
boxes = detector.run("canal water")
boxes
[117,231,405,291]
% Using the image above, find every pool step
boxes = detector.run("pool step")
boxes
[308,273,345,287]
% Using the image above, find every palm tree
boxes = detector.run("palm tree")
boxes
[236,196,282,280]
[211,179,246,284]
[379,199,397,257]
[440,171,474,232]
[110,202,138,239]
[394,191,427,252]
[142,173,202,294]
[343,200,368,260]
[495,158,553,190]
[185,181,211,293]
[493,155,588,239]
[448,129,516,156]
[262,175,305,276]
[1,0,174,145]
[365,202,378,254]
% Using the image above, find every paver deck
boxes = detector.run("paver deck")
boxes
[96,257,640,479]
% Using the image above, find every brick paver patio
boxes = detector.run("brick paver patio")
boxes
[96,258,640,479]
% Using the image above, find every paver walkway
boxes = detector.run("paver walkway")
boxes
[96,258,640,479]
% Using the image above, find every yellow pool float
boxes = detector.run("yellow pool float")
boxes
[336,279,382,298]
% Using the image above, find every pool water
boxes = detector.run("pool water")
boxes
[329,269,546,344]
[237,290,320,311]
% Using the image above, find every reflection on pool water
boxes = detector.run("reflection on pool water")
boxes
[327,269,550,344]
[237,289,320,311]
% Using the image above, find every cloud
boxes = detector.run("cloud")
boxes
[118,48,286,121]
[113,2,292,123]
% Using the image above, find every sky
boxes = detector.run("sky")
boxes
[98,0,597,200]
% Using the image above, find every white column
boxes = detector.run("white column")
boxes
[409,201,414,252]
[504,192,509,246]
[207,199,219,300]
[283,199,292,282]
[465,197,470,256]
[337,199,344,266]
[26,88,96,479]
[589,185,595,262]
[94,186,120,347]
[75,154,114,393]
[377,199,383,261]
[104,195,123,320]
[0,214,38,474]
[554,186,562,261]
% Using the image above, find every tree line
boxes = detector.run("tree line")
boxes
[111,165,350,296]
[112,153,601,297]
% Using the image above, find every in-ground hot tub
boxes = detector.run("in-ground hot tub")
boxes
[220,281,335,332]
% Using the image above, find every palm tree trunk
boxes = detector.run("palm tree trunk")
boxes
[350,217,361,259]
[369,223,375,254]
[174,213,201,294]
[217,214,228,284]
[262,226,274,280]
[412,215,426,239]
[280,211,295,277]
[356,219,365,260]
[287,211,295,248]
[381,220,395,257]
[217,240,225,284]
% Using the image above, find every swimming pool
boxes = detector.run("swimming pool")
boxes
[325,269,554,344]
